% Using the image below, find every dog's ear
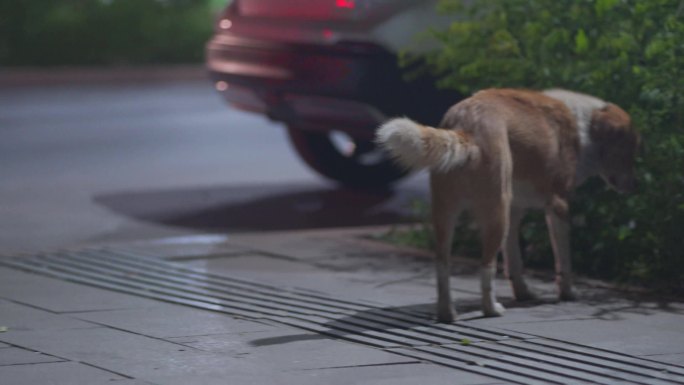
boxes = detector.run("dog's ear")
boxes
[590,103,638,154]
[590,104,630,140]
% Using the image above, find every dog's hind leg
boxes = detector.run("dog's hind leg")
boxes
[472,147,512,317]
[430,173,462,323]
[504,207,537,301]
[545,206,577,301]
[475,199,509,317]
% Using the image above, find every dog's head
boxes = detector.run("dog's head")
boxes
[590,103,641,193]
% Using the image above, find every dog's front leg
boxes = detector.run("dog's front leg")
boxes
[545,205,577,301]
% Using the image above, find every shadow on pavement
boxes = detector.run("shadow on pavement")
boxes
[94,182,426,232]
[248,294,684,348]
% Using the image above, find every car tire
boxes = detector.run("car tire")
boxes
[286,126,407,188]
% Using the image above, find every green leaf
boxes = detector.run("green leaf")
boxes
[618,225,632,241]
[575,28,589,54]
[460,338,472,346]
[595,0,619,16]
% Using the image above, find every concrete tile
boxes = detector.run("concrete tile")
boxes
[495,317,684,356]
[176,253,414,306]
[0,267,161,312]
[191,234,561,314]
[176,251,444,310]
[0,299,97,331]
[0,347,64,366]
[0,361,127,385]
[291,362,499,385]
[312,364,497,385]
[600,303,684,327]
[142,372,307,385]
[642,353,684,365]
[0,342,10,348]
[173,253,374,300]
[0,326,258,379]
[73,303,277,338]
[168,328,419,370]
[250,269,432,308]
[146,363,498,385]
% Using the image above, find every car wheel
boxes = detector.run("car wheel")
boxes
[286,126,407,188]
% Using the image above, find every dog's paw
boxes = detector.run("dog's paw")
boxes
[514,289,539,302]
[558,289,577,302]
[436,307,457,323]
[511,280,538,302]
[482,302,506,317]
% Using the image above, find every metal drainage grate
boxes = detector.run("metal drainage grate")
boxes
[1,248,683,385]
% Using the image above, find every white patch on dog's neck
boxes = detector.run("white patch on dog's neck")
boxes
[543,89,607,183]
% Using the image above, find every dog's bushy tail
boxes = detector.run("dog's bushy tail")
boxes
[375,117,480,172]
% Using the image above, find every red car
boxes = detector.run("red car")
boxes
[206,0,458,188]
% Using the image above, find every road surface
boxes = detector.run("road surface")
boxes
[0,77,427,253]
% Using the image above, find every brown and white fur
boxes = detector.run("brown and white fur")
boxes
[376,89,639,322]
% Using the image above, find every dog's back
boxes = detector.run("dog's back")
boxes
[378,89,581,202]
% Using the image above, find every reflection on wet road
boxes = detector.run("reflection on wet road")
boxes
[95,183,423,232]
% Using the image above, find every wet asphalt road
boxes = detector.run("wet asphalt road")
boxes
[0,78,427,253]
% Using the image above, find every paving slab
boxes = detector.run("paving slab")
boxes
[143,362,500,385]
[287,362,501,385]
[163,244,491,310]
[0,347,65,366]
[0,326,255,380]
[139,372,315,385]
[642,353,684,365]
[0,267,161,313]
[167,328,418,369]
[0,361,130,385]
[0,299,97,331]
[196,230,562,308]
[117,230,564,309]
[174,252,440,307]
[1,319,430,383]
[492,316,684,356]
[72,302,278,339]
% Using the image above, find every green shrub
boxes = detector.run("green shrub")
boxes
[0,0,219,66]
[402,0,684,293]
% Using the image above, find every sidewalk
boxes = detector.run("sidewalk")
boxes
[1,226,683,385]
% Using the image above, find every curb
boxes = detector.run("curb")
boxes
[0,65,208,87]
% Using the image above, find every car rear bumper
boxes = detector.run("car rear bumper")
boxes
[206,33,460,138]
[206,35,412,136]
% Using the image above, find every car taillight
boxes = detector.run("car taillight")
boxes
[336,0,355,9]
[235,0,399,21]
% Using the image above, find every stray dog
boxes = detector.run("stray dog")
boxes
[376,89,639,322]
